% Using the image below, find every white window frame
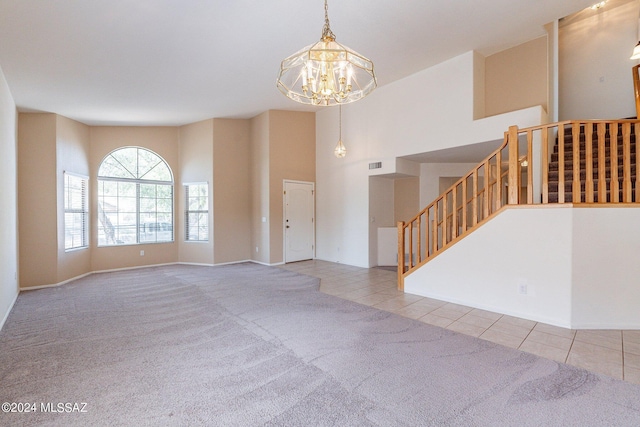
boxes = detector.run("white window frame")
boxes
[184,182,209,242]
[64,171,89,251]
[97,147,174,246]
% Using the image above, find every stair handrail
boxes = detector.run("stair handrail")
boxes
[634,64,640,119]
[398,119,640,290]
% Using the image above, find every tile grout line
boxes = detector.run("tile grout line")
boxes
[516,322,538,351]
[563,331,578,364]
[478,314,504,339]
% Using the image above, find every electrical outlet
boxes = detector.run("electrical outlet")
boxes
[140,250,145,256]
[255,246,259,253]
[518,281,527,295]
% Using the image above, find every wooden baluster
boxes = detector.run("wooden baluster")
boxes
[408,220,413,269]
[496,150,503,208]
[508,126,519,204]
[442,193,448,247]
[427,206,433,257]
[483,161,490,218]
[634,65,640,120]
[472,169,479,225]
[433,202,439,252]
[611,123,619,203]
[542,127,549,204]
[488,156,495,214]
[527,129,533,204]
[461,178,468,232]
[397,221,404,290]
[558,125,565,203]
[597,122,606,203]
[585,122,594,203]
[572,123,581,203]
[623,122,632,203]
[636,123,640,203]
[451,185,458,240]
[416,214,422,264]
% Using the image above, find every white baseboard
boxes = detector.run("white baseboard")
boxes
[20,260,281,292]
[179,260,289,267]
[245,260,284,267]
[20,272,94,291]
[0,290,19,332]
[20,263,178,291]
[178,260,285,267]
[91,262,177,275]
[176,262,215,267]
[213,259,253,266]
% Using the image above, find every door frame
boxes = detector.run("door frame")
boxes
[283,179,315,263]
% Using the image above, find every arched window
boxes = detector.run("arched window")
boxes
[97,147,173,246]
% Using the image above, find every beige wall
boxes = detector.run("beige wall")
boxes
[250,112,270,264]
[0,66,18,326]
[248,110,315,265]
[394,177,420,223]
[18,114,58,288]
[179,119,214,264]
[19,114,91,288]
[13,109,311,294]
[485,36,548,117]
[268,110,315,264]
[89,126,180,271]
[213,118,251,263]
[56,115,91,283]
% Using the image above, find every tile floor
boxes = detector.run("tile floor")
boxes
[278,259,640,385]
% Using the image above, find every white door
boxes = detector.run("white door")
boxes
[284,181,315,263]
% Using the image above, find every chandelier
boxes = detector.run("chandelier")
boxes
[276,0,376,106]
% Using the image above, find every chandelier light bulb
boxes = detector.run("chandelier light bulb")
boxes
[334,139,347,158]
[335,104,346,158]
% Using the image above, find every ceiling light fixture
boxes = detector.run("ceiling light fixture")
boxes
[334,105,346,158]
[632,42,640,60]
[276,0,376,106]
[590,1,607,10]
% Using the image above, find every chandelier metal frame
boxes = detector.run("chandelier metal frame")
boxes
[276,0,376,106]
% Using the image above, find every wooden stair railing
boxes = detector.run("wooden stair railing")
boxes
[398,119,640,290]
[634,64,640,119]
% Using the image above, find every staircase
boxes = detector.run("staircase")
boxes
[548,124,637,203]
[397,119,640,290]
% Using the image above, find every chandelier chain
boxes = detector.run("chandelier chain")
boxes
[321,0,336,41]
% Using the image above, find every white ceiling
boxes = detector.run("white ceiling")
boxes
[0,0,598,126]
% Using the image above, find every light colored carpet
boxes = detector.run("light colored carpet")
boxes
[1,263,640,426]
